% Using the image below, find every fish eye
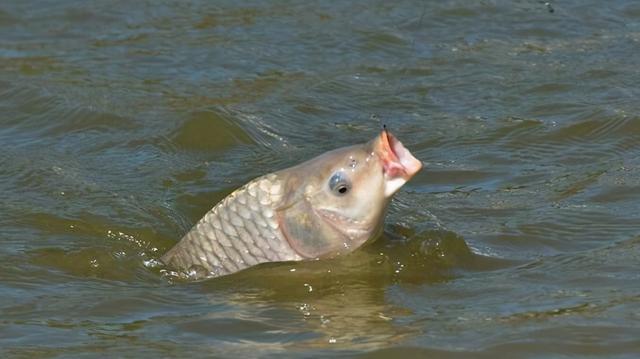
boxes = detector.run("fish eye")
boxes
[329,172,351,196]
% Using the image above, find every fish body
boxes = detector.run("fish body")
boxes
[162,130,422,279]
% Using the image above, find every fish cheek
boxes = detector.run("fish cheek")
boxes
[277,199,343,259]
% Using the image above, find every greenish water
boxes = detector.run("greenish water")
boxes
[2,0,640,357]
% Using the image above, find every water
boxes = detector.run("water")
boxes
[2,0,640,357]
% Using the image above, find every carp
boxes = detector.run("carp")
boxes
[162,129,422,279]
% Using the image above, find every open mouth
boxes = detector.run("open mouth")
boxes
[379,129,423,179]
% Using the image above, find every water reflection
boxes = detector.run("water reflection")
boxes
[183,229,505,352]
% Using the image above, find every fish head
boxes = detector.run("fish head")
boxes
[277,129,422,259]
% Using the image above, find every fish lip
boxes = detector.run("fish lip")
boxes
[379,129,423,179]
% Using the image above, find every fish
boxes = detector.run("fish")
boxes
[161,129,422,279]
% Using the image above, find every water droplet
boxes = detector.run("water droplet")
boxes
[320,315,330,326]
[297,303,312,316]
[328,337,337,344]
[143,259,161,268]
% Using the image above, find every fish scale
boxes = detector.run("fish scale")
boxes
[161,175,302,278]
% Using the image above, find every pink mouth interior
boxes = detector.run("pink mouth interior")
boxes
[380,130,423,178]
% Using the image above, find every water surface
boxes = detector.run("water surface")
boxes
[2,0,640,357]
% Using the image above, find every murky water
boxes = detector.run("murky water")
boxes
[2,0,640,357]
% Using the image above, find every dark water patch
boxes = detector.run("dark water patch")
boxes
[356,29,410,54]
[92,33,150,48]
[0,84,150,163]
[29,247,142,281]
[175,317,296,342]
[16,210,177,266]
[0,8,18,26]
[526,102,587,118]
[359,346,483,359]
[498,302,602,323]
[46,110,140,136]
[0,85,62,129]
[622,3,640,18]
[171,110,254,152]
[484,117,547,143]
[590,185,640,204]
[491,117,640,167]
[482,326,640,357]
[0,56,64,76]
[546,115,639,142]
[513,211,639,251]
[551,168,606,201]
[437,6,477,18]
[515,26,564,39]
[170,167,207,183]
[579,68,621,80]
[524,82,573,95]
[193,5,264,30]
[512,236,640,281]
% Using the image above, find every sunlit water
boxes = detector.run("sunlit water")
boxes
[2,0,640,357]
